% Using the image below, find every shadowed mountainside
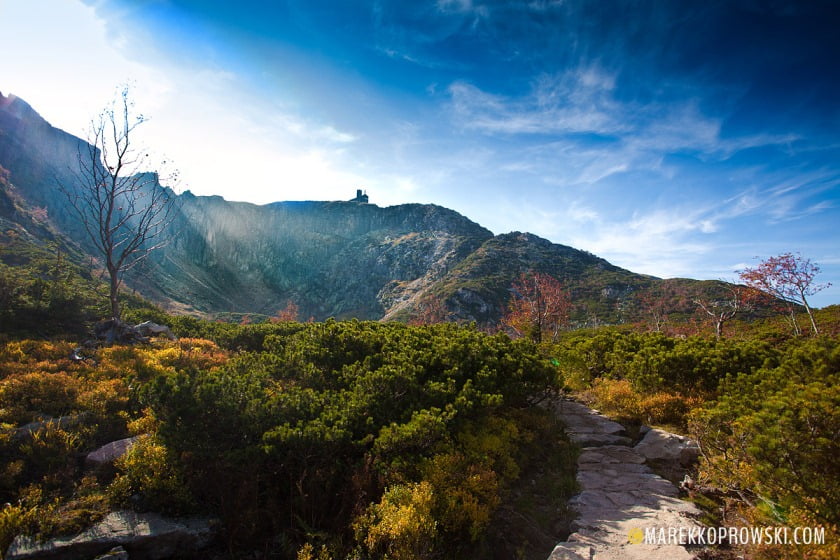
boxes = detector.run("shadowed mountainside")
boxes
[0,91,733,324]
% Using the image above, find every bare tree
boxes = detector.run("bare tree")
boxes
[60,87,178,321]
[693,283,753,339]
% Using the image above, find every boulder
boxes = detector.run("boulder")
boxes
[633,427,700,482]
[86,436,141,469]
[6,510,216,560]
[133,322,177,341]
[12,413,91,442]
[634,428,700,467]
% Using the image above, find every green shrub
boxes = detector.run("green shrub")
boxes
[690,337,840,528]
[142,321,559,554]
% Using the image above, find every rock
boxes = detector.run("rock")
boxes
[133,322,177,341]
[6,510,216,560]
[94,319,150,345]
[12,413,91,442]
[554,399,631,447]
[548,542,592,559]
[86,436,141,469]
[578,445,647,465]
[634,428,700,468]
[551,398,704,560]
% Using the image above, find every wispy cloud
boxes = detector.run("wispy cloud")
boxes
[710,168,840,225]
[436,0,490,18]
[449,66,625,136]
[447,66,799,181]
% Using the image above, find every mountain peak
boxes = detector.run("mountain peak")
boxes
[0,91,720,325]
[0,91,43,123]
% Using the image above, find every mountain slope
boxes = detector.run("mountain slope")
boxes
[0,91,729,325]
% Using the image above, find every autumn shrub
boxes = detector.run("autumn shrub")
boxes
[0,372,81,425]
[0,477,113,551]
[422,452,499,542]
[583,378,641,420]
[296,543,334,560]
[583,377,702,428]
[17,423,84,492]
[354,481,439,560]
[0,341,81,383]
[108,435,194,515]
[637,392,701,427]
[95,345,144,380]
[37,476,110,538]
[0,495,40,557]
[76,378,129,419]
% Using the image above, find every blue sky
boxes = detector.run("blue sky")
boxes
[1,0,839,306]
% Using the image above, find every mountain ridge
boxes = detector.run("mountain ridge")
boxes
[3,91,741,326]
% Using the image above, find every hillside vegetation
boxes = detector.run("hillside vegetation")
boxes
[1,284,838,559]
[548,320,840,560]
[0,318,578,559]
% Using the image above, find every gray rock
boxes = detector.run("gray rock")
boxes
[133,322,177,341]
[634,428,700,467]
[568,432,634,447]
[551,398,704,560]
[86,437,141,469]
[6,510,216,560]
[548,542,592,559]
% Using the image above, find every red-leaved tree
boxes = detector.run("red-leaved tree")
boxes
[738,253,830,336]
[271,300,300,323]
[502,271,571,343]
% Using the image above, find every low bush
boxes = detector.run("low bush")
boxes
[689,337,840,558]
[108,435,194,515]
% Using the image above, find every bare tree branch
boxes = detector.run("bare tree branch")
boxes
[57,86,179,320]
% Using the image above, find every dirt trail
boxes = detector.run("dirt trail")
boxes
[548,399,703,560]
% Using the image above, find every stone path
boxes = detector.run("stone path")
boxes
[547,399,704,560]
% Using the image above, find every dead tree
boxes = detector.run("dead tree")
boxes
[60,87,178,321]
[694,283,750,339]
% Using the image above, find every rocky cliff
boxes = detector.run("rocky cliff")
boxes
[0,91,722,324]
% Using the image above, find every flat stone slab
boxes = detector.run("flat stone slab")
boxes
[551,398,703,560]
[634,428,700,467]
[86,436,141,468]
[6,510,216,560]
[578,445,647,465]
[554,400,627,438]
[568,432,634,447]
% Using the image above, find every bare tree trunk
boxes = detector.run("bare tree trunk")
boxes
[109,268,120,320]
[802,298,819,335]
[58,86,178,326]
